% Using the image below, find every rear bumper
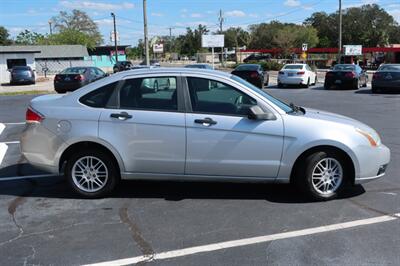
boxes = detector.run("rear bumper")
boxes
[372,80,400,89]
[324,78,356,88]
[20,123,65,175]
[54,81,83,92]
[278,76,307,85]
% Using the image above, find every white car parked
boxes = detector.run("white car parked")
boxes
[278,64,317,88]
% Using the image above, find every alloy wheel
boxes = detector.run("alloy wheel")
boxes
[72,156,109,193]
[311,158,343,195]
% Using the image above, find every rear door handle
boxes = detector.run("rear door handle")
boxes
[194,117,217,126]
[110,112,132,120]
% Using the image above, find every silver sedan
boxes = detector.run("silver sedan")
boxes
[20,68,390,200]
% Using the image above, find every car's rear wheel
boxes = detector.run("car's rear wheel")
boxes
[353,79,359,90]
[65,149,119,198]
[303,78,310,88]
[371,86,379,93]
[277,82,283,88]
[296,150,348,200]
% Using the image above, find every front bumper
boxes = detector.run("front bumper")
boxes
[354,144,390,184]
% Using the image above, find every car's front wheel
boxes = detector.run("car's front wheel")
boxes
[296,150,348,200]
[65,149,119,198]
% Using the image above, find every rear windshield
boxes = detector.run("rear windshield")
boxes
[283,65,303,70]
[60,67,87,74]
[333,65,355,71]
[378,65,400,71]
[185,64,204,69]
[235,64,259,71]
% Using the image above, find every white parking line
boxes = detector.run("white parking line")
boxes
[0,143,8,166]
[4,122,25,125]
[83,213,400,266]
[0,123,4,135]
[2,141,20,144]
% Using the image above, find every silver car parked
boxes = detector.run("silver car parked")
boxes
[21,68,390,200]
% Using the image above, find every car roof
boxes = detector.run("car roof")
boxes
[112,67,230,78]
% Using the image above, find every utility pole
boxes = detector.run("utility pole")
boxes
[111,12,118,63]
[218,9,224,67]
[168,27,173,38]
[48,21,52,35]
[338,0,342,64]
[143,0,149,66]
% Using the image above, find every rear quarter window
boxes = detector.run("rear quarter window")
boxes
[79,82,118,108]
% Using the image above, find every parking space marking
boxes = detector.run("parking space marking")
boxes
[2,141,20,144]
[0,123,4,135]
[84,212,400,266]
[4,122,25,125]
[0,143,8,166]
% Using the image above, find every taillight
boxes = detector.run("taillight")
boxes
[26,108,44,123]
[373,73,381,80]
[250,72,258,78]
[297,71,305,75]
[326,72,334,77]
[279,71,284,75]
[74,74,85,81]
[345,72,356,78]
[54,75,61,81]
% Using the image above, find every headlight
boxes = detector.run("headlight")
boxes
[355,128,379,147]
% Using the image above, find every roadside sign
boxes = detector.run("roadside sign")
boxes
[153,43,164,53]
[302,43,308,51]
[343,45,362,56]
[202,34,224,48]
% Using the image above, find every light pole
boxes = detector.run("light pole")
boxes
[143,0,149,66]
[48,21,52,35]
[111,12,118,63]
[338,0,342,63]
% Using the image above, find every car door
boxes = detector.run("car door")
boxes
[184,76,284,179]
[98,75,186,174]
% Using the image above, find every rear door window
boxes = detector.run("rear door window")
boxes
[79,82,118,108]
[119,77,178,111]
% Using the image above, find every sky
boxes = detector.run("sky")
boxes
[0,0,399,46]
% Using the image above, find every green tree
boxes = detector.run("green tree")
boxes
[15,30,45,45]
[38,29,97,49]
[51,9,102,45]
[224,27,250,49]
[0,26,12,45]
[305,4,400,47]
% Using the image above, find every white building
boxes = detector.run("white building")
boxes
[0,46,40,84]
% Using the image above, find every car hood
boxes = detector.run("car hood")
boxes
[303,107,380,140]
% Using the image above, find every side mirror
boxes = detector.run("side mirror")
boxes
[248,105,276,121]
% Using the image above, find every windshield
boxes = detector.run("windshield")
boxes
[61,67,87,74]
[333,65,355,71]
[283,65,303,70]
[378,65,400,71]
[231,75,293,113]
[12,66,30,71]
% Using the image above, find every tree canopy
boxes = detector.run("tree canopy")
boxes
[0,26,12,45]
[51,9,102,45]
[15,30,45,45]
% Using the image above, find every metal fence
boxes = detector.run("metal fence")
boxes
[35,59,94,75]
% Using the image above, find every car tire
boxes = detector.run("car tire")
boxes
[295,150,348,201]
[314,76,318,85]
[113,68,119,73]
[371,86,379,93]
[353,79,359,90]
[304,78,310,88]
[277,82,283,88]
[362,79,367,87]
[65,149,119,198]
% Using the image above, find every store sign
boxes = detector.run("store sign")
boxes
[302,43,308,51]
[153,44,164,53]
[343,45,362,56]
[202,34,224,47]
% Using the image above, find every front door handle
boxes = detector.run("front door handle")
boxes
[110,112,132,120]
[194,117,217,126]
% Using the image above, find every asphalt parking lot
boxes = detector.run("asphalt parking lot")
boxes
[0,79,399,265]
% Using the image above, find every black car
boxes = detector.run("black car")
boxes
[243,53,271,63]
[231,64,268,88]
[113,61,133,73]
[324,64,368,90]
[10,66,35,85]
[371,64,400,93]
[184,63,213,70]
[54,67,107,93]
